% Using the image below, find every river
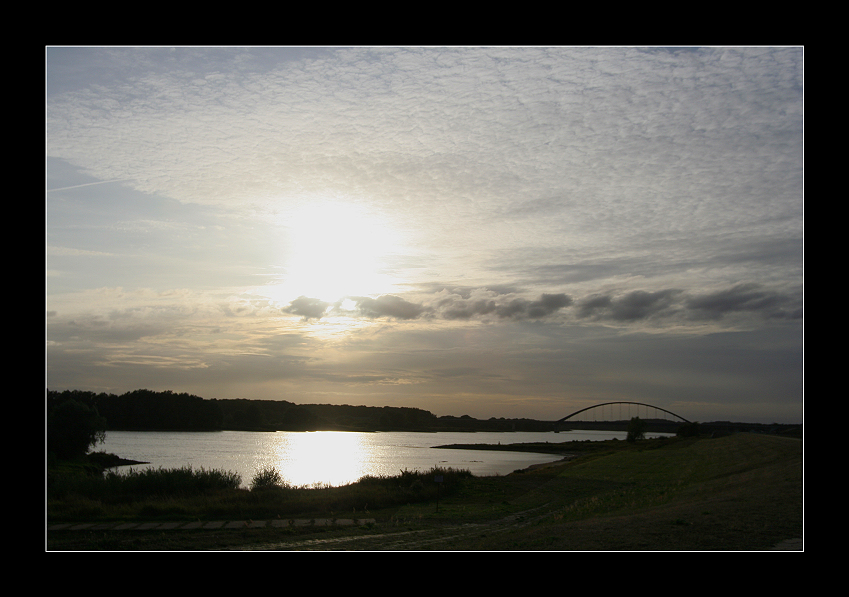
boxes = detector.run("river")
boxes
[99,429,665,489]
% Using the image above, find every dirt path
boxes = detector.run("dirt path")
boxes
[229,509,548,551]
[225,509,802,551]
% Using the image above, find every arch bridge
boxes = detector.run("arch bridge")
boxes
[557,402,691,424]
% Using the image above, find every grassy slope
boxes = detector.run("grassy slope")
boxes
[430,432,803,550]
[47,433,802,551]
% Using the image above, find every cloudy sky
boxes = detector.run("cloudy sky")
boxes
[46,47,803,424]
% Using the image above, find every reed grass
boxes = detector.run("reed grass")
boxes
[47,462,472,522]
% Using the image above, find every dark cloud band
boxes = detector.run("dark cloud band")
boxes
[284,283,801,325]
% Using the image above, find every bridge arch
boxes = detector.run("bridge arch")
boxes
[557,402,691,424]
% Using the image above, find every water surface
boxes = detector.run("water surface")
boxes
[100,429,646,488]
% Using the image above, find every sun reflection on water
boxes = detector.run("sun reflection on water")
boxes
[272,431,371,488]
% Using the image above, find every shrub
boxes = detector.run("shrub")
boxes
[250,466,288,491]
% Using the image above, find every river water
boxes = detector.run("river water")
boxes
[99,429,661,489]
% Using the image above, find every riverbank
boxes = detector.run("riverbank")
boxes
[86,451,148,468]
[47,433,802,550]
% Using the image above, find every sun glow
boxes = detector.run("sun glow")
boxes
[271,200,403,305]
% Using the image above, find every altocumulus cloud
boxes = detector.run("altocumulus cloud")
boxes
[282,292,575,322]
[576,289,681,322]
[436,292,573,321]
[283,296,332,320]
[487,293,573,320]
[281,295,429,321]
[351,295,427,320]
[575,285,801,325]
[684,283,803,322]
[283,284,801,327]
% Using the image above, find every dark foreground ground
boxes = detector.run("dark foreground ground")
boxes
[47,432,802,551]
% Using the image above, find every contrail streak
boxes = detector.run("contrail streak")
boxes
[47,179,127,192]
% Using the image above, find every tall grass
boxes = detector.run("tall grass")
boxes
[48,465,242,503]
[47,463,472,521]
[104,466,242,497]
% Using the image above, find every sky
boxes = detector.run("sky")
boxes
[46,46,803,424]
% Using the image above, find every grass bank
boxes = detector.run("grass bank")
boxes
[46,432,802,550]
[494,433,800,550]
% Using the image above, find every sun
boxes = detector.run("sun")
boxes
[271,199,402,306]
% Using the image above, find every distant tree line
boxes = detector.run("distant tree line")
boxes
[48,389,224,432]
[47,389,567,437]
[46,389,802,448]
[218,399,441,432]
[213,399,558,433]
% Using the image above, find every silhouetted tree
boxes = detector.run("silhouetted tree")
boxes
[677,421,700,437]
[47,399,107,459]
[626,416,646,443]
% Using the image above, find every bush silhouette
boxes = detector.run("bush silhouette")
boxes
[677,421,700,437]
[250,466,288,491]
